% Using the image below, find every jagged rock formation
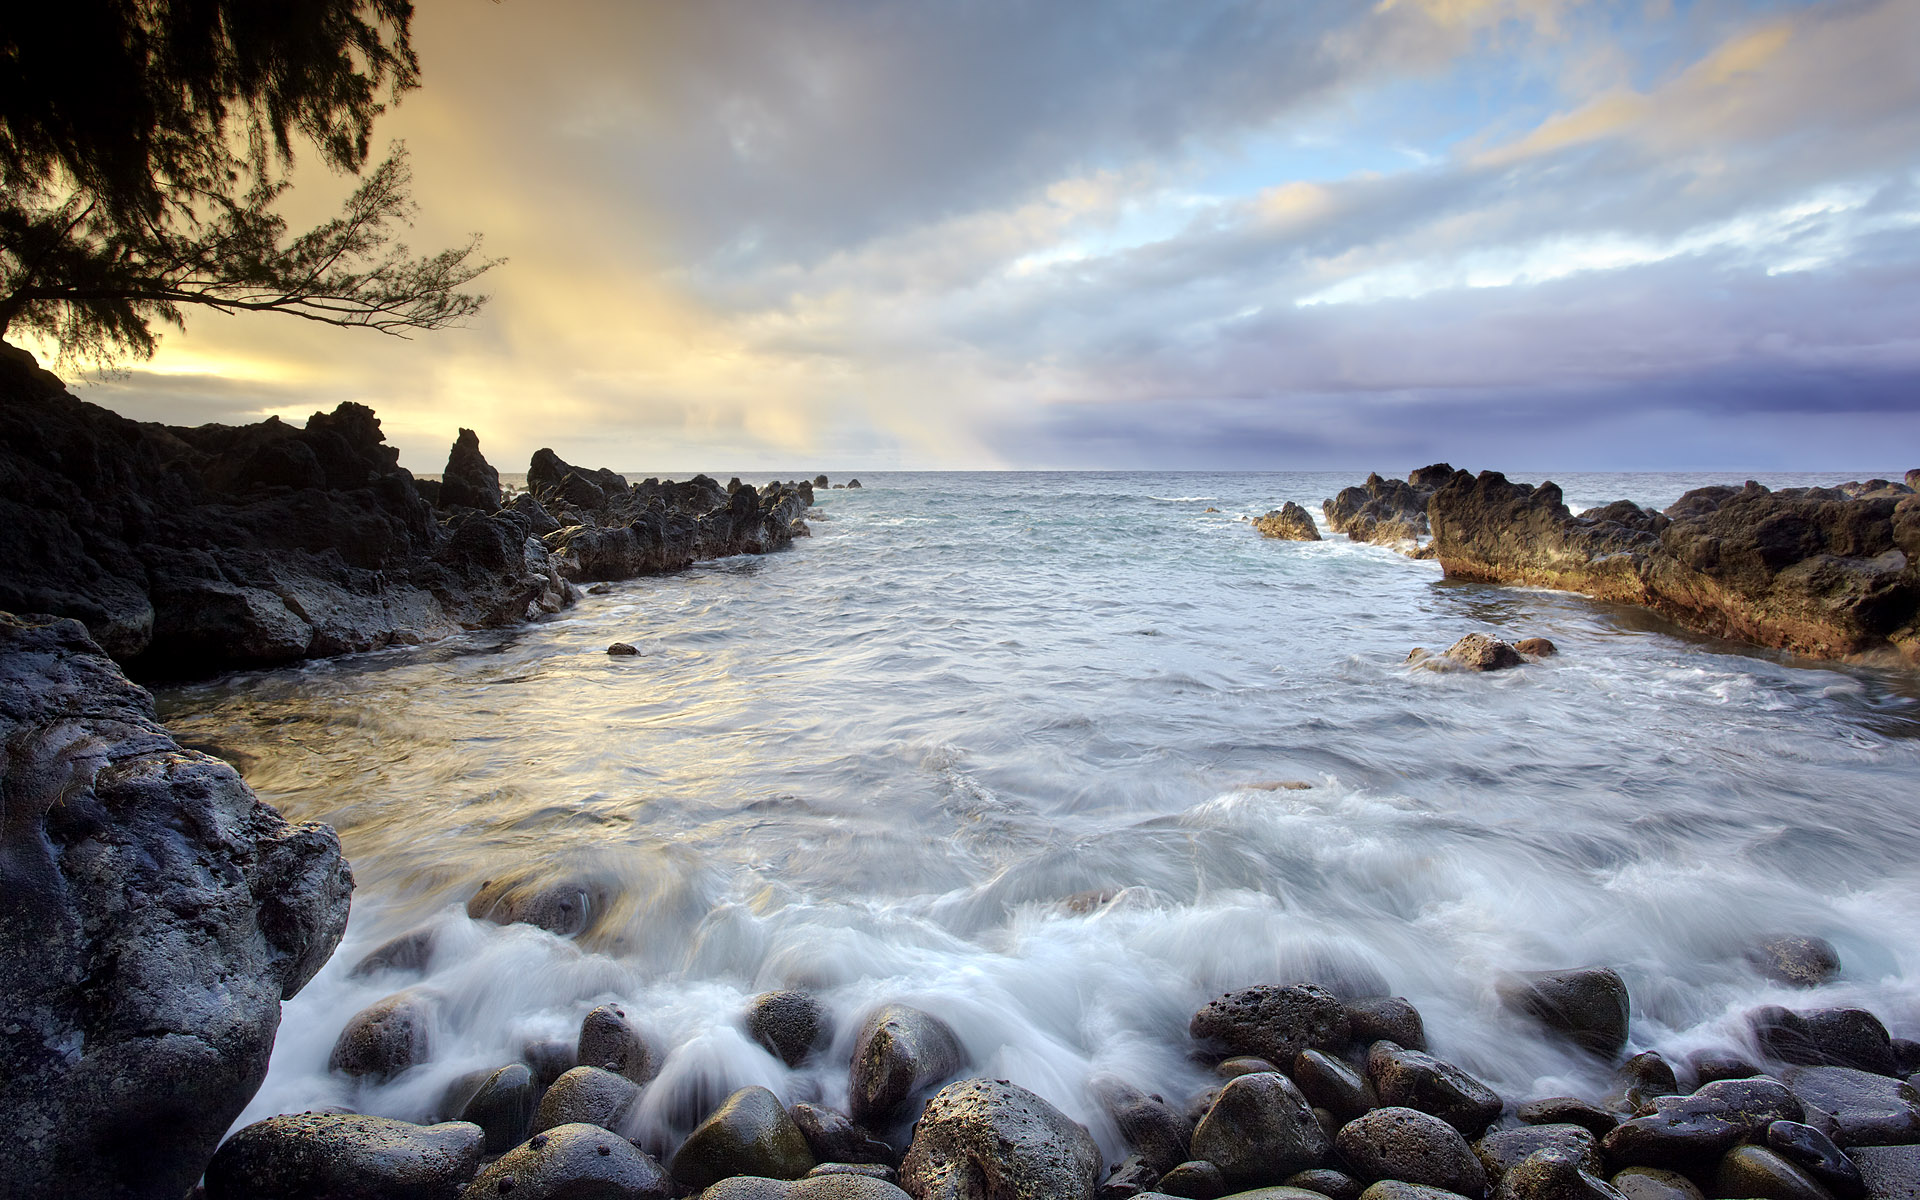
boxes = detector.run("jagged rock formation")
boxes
[1254,501,1322,541]
[440,428,503,512]
[1431,470,1920,666]
[0,613,352,1200]
[1323,464,1453,546]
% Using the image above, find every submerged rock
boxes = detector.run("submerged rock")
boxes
[1427,633,1527,672]
[468,875,612,937]
[205,1113,481,1200]
[459,1063,537,1153]
[579,1003,658,1085]
[0,614,352,1200]
[848,1004,968,1133]
[1255,502,1323,541]
[1750,936,1843,988]
[1751,1007,1898,1076]
[1190,983,1351,1065]
[330,990,435,1080]
[792,1104,896,1167]
[899,1077,1102,1200]
[1497,967,1631,1058]
[747,990,833,1068]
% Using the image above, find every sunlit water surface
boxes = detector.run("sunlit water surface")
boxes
[156,470,1920,1160]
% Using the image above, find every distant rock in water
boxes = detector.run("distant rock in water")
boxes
[439,427,503,512]
[1324,464,1452,547]
[847,478,863,488]
[1409,633,1528,673]
[1430,470,1920,666]
[0,613,352,1200]
[1255,502,1322,541]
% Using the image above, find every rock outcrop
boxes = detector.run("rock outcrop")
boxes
[1430,470,1920,666]
[1324,465,1453,546]
[1255,502,1323,541]
[0,612,353,1200]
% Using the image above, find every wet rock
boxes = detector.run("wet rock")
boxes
[1367,1042,1504,1138]
[0,615,353,1200]
[815,476,831,487]
[440,428,503,512]
[1346,997,1429,1053]
[1768,1121,1865,1199]
[1156,1160,1228,1198]
[459,1122,671,1200]
[1190,984,1352,1065]
[1437,633,1528,672]
[1601,1077,1803,1173]
[793,1104,897,1167]
[1608,1168,1703,1200]
[847,479,863,489]
[1256,502,1323,541]
[1289,1168,1364,1200]
[1715,1145,1837,1200]
[1102,1153,1164,1198]
[1609,1053,1680,1115]
[1191,1071,1330,1186]
[1185,1086,1225,1129]
[1784,1067,1920,1147]
[1687,1051,1762,1087]
[748,990,833,1068]
[608,642,639,655]
[1476,1124,1603,1182]
[351,928,437,978]
[1518,1099,1619,1139]
[1493,1148,1625,1200]
[1337,1105,1486,1194]
[205,1113,482,1200]
[1357,1182,1473,1200]
[1095,1076,1194,1172]
[579,1003,658,1084]
[812,1163,900,1181]
[1845,1144,1920,1200]
[1515,638,1558,657]
[672,1084,816,1188]
[1220,1057,1285,1079]
[330,990,435,1080]
[848,1004,968,1132]
[701,1177,911,1199]
[1295,1049,1380,1122]
[1497,968,1631,1059]
[468,876,609,937]
[522,1038,579,1086]
[533,1066,642,1134]
[1752,1008,1898,1076]
[461,1063,537,1154]
[1750,937,1842,987]
[1323,469,1448,544]
[899,1077,1101,1200]
[1892,1040,1920,1077]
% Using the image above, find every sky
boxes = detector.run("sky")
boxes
[54,0,1920,473]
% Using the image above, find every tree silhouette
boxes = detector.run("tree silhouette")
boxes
[0,0,498,364]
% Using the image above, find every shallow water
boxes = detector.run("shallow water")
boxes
[157,469,1920,1161]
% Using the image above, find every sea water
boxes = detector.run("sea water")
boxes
[155,470,1920,1161]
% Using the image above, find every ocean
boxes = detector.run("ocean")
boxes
[154,469,1920,1161]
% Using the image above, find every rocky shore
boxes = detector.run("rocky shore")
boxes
[0,345,816,678]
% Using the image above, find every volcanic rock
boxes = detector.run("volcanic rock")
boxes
[899,1077,1101,1200]
[579,1003,658,1084]
[1497,967,1631,1058]
[460,1122,672,1200]
[1191,984,1352,1065]
[1752,1008,1898,1076]
[1324,467,1451,545]
[533,1066,642,1134]
[1366,1042,1504,1138]
[672,1085,816,1188]
[1783,1067,1920,1147]
[1337,1106,1487,1194]
[205,1114,482,1200]
[747,990,833,1068]
[1190,1071,1329,1186]
[439,428,503,512]
[1256,502,1323,541]
[848,1004,968,1133]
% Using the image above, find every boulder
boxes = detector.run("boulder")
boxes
[1255,503,1322,541]
[1608,1053,1680,1114]
[1602,1077,1803,1173]
[1093,1076,1194,1173]
[1476,1124,1603,1182]
[1783,1067,1920,1147]
[204,1114,482,1200]
[1190,1072,1329,1186]
[351,928,437,978]
[1294,1049,1379,1123]
[1357,1183,1473,1200]
[1845,1144,1920,1200]
[1366,1042,1504,1138]
[460,1063,537,1154]
[1608,1168,1703,1200]
[1515,637,1558,657]
[439,428,503,512]
[1345,997,1428,1053]
[1190,984,1352,1065]
[330,990,435,1080]
[609,642,640,656]
[1752,1008,1898,1076]
[1517,1098,1618,1139]
[1714,1145,1836,1200]
[1767,1121,1865,1199]
[1288,1169,1363,1200]
[847,1004,968,1132]
[467,875,612,937]
[1103,1152,1163,1197]
[1493,1148,1626,1200]
[1336,1106,1487,1194]
[460,1122,672,1200]
[699,1177,911,1199]
[579,1003,659,1084]
[0,614,352,1200]
[1429,633,1528,672]
[747,990,833,1068]
[899,1078,1101,1200]
[1156,1159,1228,1198]
[791,1104,896,1167]
[522,1038,579,1086]
[1497,968,1631,1058]
[1687,1050,1762,1087]
[1749,936,1842,987]
[672,1085,816,1188]
[533,1066,642,1134]
[1323,467,1450,545]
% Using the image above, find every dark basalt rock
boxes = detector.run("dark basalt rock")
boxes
[205,1113,482,1200]
[1357,1182,1474,1200]
[1497,967,1631,1059]
[1219,1056,1284,1078]
[1476,1124,1603,1182]
[1190,1071,1330,1186]
[792,1104,896,1167]
[1518,1098,1619,1139]
[468,875,611,937]
[1336,1106,1487,1195]
[1783,1067,1920,1147]
[1346,997,1428,1053]
[522,1038,579,1086]
[1430,469,1920,667]
[1608,1053,1680,1115]
[1609,1168,1703,1200]
[330,990,435,1080]
[1687,1050,1762,1087]
[671,1084,816,1188]
[533,1066,642,1134]
[1289,1168,1364,1200]
[1602,1077,1803,1173]
[351,928,437,978]
[1156,1159,1228,1198]
[847,1004,968,1133]
[1102,1153,1163,1198]
[579,1003,658,1084]
[1844,1144,1920,1200]
[899,1077,1102,1200]
[1366,1042,1505,1138]
[1752,1008,1898,1077]
[1191,983,1352,1065]
[0,614,352,1200]
[460,1122,672,1200]
[748,990,834,1068]
[459,1063,537,1154]
[1714,1145,1836,1200]
[700,1177,911,1199]
[1323,466,1451,545]
[1094,1076,1194,1173]
[439,428,503,512]
[1768,1121,1865,1199]
[1750,936,1843,988]
[1256,502,1323,541]
[1493,1148,1626,1200]
[1295,1049,1380,1122]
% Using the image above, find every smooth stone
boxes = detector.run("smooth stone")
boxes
[1611,1168,1705,1200]
[1294,1049,1380,1123]
[460,1063,537,1154]
[1337,1106,1485,1194]
[1602,1078,1803,1173]
[1476,1124,1603,1182]
[1715,1145,1837,1200]
[1287,1169,1363,1200]
[1784,1067,1920,1147]
[459,1122,671,1200]
[1190,984,1352,1065]
[1688,1052,1763,1087]
[698,1178,910,1200]
[898,1077,1101,1200]
[1751,1008,1898,1077]
[847,1004,968,1132]
[205,1114,482,1200]
[1346,998,1428,1053]
[1095,1077,1194,1173]
[1192,1072,1330,1187]
[791,1104,895,1167]
[329,991,434,1080]
[672,1085,816,1188]
[1750,937,1842,988]
[1496,968,1631,1059]
[1357,1182,1472,1200]
[1517,1099,1618,1139]
[1610,1054,1681,1115]
[747,991,833,1069]
[350,929,437,978]
[1768,1121,1865,1200]
[533,1066,642,1134]
[579,1003,658,1085]
[1367,1042,1504,1138]
[1219,1057,1284,1079]
[522,1038,579,1087]
[1158,1160,1229,1199]
[1847,1144,1920,1200]
[439,1068,496,1123]
[1493,1148,1626,1200]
